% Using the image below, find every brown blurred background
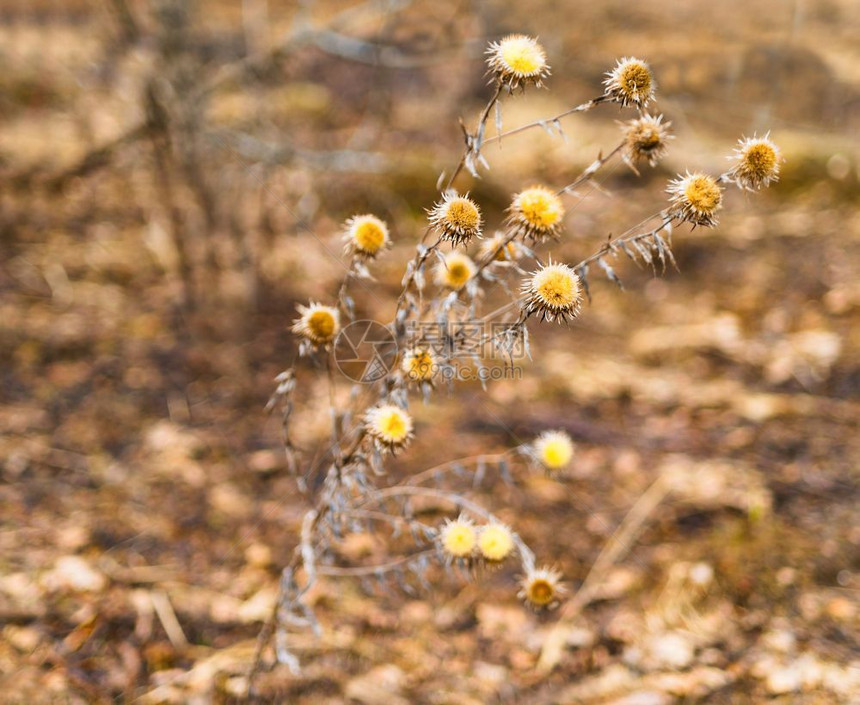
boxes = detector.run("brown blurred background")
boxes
[1,0,858,702]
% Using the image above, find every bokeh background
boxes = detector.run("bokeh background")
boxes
[1,0,858,702]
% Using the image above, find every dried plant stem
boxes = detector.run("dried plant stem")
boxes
[443,82,504,191]
[483,95,607,146]
[317,549,436,577]
[406,452,514,486]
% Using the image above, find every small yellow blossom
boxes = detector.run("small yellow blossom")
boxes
[291,302,340,347]
[435,252,476,291]
[522,261,583,323]
[667,172,723,227]
[508,186,565,241]
[604,57,655,107]
[478,523,515,562]
[401,347,438,383]
[440,517,476,559]
[343,214,390,258]
[519,566,565,609]
[533,430,574,471]
[365,404,414,452]
[622,113,673,167]
[429,192,483,246]
[729,134,781,190]
[486,35,550,90]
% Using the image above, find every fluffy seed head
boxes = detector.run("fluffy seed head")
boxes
[729,134,781,190]
[667,172,723,227]
[343,214,390,258]
[604,57,655,107]
[401,347,438,383]
[365,404,414,452]
[479,232,522,263]
[508,186,565,241]
[533,430,575,471]
[292,302,340,346]
[622,113,673,167]
[478,523,515,562]
[486,35,550,90]
[429,192,483,245]
[519,567,565,609]
[440,517,476,559]
[435,252,476,291]
[522,261,583,323]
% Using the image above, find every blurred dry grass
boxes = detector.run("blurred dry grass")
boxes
[0,0,858,702]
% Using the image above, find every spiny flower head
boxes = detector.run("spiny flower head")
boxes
[728,134,782,190]
[365,404,413,452]
[604,57,655,107]
[522,261,583,323]
[486,35,550,90]
[291,302,340,347]
[508,185,565,241]
[439,516,476,559]
[667,171,723,227]
[478,523,515,563]
[622,113,673,167]
[343,214,390,258]
[533,430,575,471]
[479,232,523,264]
[401,346,438,383]
[519,566,565,609]
[429,192,483,246]
[435,252,476,291]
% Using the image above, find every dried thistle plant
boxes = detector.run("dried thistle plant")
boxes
[250,33,782,690]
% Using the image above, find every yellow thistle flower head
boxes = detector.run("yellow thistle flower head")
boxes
[439,516,476,559]
[401,347,438,383]
[522,261,583,323]
[533,430,575,471]
[667,171,723,227]
[478,523,515,563]
[729,134,782,190]
[486,35,550,90]
[429,192,483,246]
[479,232,523,263]
[435,252,476,291]
[508,185,565,242]
[519,566,565,609]
[604,57,655,107]
[343,214,390,258]
[291,302,340,347]
[622,113,673,167]
[365,404,414,452]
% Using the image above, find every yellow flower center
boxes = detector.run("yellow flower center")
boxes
[528,579,555,605]
[440,255,475,289]
[637,127,661,150]
[619,62,652,99]
[443,524,476,557]
[307,310,336,340]
[684,175,722,213]
[499,37,545,76]
[533,267,579,308]
[517,188,563,229]
[405,350,435,380]
[444,198,480,230]
[539,437,573,469]
[742,142,778,179]
[479,526,514,561]
[377,409,409,442]
[352,219,387,253]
